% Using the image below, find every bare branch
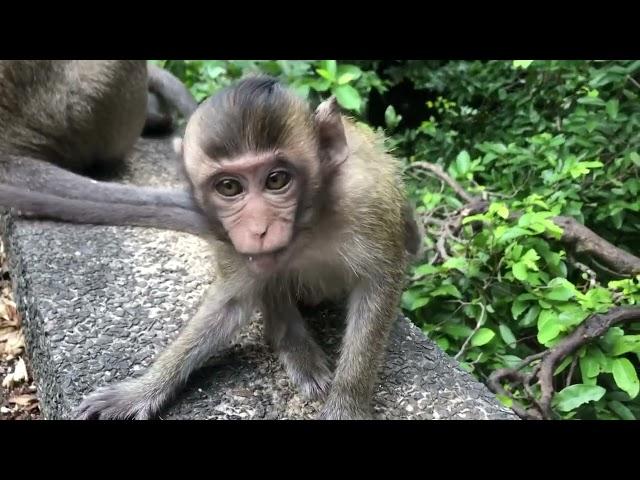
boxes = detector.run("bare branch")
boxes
[406,161,477,203]
[627,74,640,90]
[407,159,640,276]
[554,216,640,275]
[488,306,640,419]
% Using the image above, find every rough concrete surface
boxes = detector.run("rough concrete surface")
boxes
[0,137,517,420]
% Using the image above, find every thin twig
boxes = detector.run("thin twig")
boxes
[566,356,578,389]
[628,74,640,90]
[406,161,476,203]
[454,303,486,361]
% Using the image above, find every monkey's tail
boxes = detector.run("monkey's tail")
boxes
[0,184,212,237]
[147,63,198,120]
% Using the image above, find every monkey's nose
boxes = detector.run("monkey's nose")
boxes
[249,223,268,239]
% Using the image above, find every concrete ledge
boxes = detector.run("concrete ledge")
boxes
[1,137,517,420]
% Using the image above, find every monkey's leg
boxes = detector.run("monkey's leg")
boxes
[263,297,332,401]
[147,63,198,120]
[318,280,401,420]
[74,286,253,420]
[0,155,196,209]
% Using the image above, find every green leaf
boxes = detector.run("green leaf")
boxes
[496,394,513,408]
[315,68,334,81]
[442,323,474,338]
[471,328,495,347]
[553,384,606,412]
[511,297,529,319]
[499,324,517,348]
[489,202,509,219]
[496,227,530,244]
[336,64,362,84]
[612,335,640,356]
[512,262,528,281]
[337,73,358,85]
[612,357,640,399]
[321,60,337,78]
[577,96,606,106]
[384,105,401,129]
[538,309,557,330]
[520,304,540,327]
[537,309,561,344]
[554,355,574,375]
[310,77,332,92]
[545,278,578,301]
[332,84,361,111]
[435,337,450,352]
[413,264,439,277]
[500,355,524,369]
[513,60,534,69]
[442,257,468,273]
[608,400,636,420]
[521,249,541,268]
[431,284,462,298]
[558,306,589,327]
[538,321,561,345]
[410,297,430,311]
[455,150,471,175]
[606,99,619,119]
[579,354,600,380]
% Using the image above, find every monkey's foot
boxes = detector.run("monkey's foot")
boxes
[317,397,373,420]
[74,381,163,420]
[279,346,332,401]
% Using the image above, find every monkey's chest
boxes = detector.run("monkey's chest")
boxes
[284,262,354,306]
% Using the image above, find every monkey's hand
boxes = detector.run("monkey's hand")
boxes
[74,379,165,420]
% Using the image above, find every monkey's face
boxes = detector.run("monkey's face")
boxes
[204,152,303,274]
[181,79,348,276]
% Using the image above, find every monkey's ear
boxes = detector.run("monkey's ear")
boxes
[314,97,349,167]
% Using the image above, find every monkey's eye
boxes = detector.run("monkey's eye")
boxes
[265,171,291,191]
[215,178,243,197]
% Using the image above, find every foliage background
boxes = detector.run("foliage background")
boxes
[156,60,640,420]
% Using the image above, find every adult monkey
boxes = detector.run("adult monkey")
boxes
[0,60,210,235]
[75,76,423,420]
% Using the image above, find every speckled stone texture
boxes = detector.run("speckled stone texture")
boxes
[0,137,517,420]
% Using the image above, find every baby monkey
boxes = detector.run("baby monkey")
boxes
[76,76,421,420]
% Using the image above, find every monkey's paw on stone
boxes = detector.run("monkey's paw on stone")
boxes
[280,345,333,401]
[74,381,163,420]
[317,398,373,420]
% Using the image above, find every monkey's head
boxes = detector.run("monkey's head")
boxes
[178,76,349,275]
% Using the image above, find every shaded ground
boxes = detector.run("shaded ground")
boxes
[0,237,41,420]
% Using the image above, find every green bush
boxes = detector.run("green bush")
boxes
[160,59,640,420]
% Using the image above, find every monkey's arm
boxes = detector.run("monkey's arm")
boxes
[319,276,403,419]
[74,283,253,419]
[147,63,198,120]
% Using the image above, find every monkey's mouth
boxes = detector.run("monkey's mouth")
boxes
[246,249,287,274]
